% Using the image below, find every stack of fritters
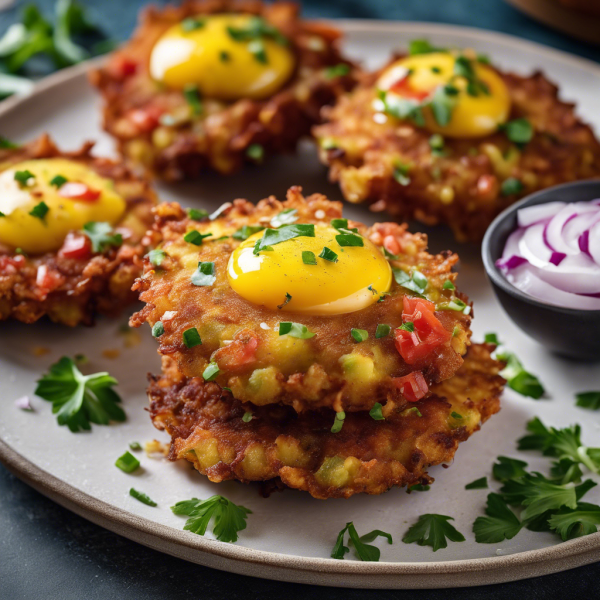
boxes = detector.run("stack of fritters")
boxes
[132,187,504,499]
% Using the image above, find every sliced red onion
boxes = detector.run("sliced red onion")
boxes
[15,396,33,411]
[499,199,600,310]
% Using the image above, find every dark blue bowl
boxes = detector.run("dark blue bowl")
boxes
[482,180,600,361]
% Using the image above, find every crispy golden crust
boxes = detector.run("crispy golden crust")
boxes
[0,135,157,326]
[314,65,600,242]
[148,343,503,499]
[90,0,356,180]
[131,187,472,412]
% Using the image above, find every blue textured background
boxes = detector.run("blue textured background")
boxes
[0,0,599,62]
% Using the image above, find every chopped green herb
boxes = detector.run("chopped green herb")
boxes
[465,477,488,490]
[403,406,422,417]
[351,328,368,343]
[183,84,202,115]
[398,321,415,332]
[375,324,391,338]
[203,362,220,381]
[331,522,392,561]
[493,456,528,482]
[254,224,315,254]
[319,246,338,262]
[408,39,445,55]
[130,488,157,506]
[331,411,345,433]
[278,322,315,339]
[188,208,209,221]
[547,502,600,541]
[184,230,213,245]
[181,17,205,32]
[325,63,350,79]
[0,211,4,217]
[277,292,292,309]
[29,201,49,220]
[442,279,455,291]
[430,85,459,127]
[393,268,428,297]
[453,54,475,79]
[232,224,264,240]
[14,169,34,186]
[501,177,524,196]
[147,249,166,267]
[248,39,267,63]
[408,484,430,492]
[191,261,216,286]
[219,50,230,62]
[452,325,460,337]
[431,66,441,73]
[429,133,445,156]
[246,143,264,162]
[330,218,348,230]
[242,411,253,423]
[551,458,584,485]
[501,118,533,145]
[129,441,141,451]
[369,402,384,421]
[438,298,470,314]
[50,174,67,188]
[393,161,411,186]
[270,208,298,228]
[575,391,600,411]
[335,231,364,247]
[302,250,317,265]
[402,514,465,552]
[171,495,251,543]
[152,321,164,337]
[450,411,463,420]
[82,221,122,253]
[183,328,202,348]
[496,348,544,398]
[378,89,425,126]
[35,356,125,432]
[473,493,522,543]
[115,451,140,473]
[484,332,499,344]
[0,136,18,148]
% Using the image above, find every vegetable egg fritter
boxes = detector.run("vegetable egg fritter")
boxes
[130,187,472,413]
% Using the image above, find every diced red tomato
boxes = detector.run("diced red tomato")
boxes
[393,371,429,402]
[59,233,92,260]
[394,297,451,364]
[389,75,431,102]
[213,329,258,370]
[127,106,163,132]
[0,254,26,273]
[36,265,64,294]
[58,182,101,202]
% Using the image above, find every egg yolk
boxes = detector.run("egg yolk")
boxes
[149,14,295,101]
[0,158,126,254]
[376,53,511,138]
[227,224,393,315]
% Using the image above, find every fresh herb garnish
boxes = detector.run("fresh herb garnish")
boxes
[277,292,292,309]
[278,322,315,339]
[484,332,499,344]
[442,279,455,291]
[0,136,18,148]
[331,522,392,561]
[369,402,385,421]
[331,411,345,433]
[130,488,157,506]
[575,391,600,411]
[219,50,230,62]
[183,83,202,115]
[450,411,463,420]
[402,514,465,552]
[403,406,423,418]
[330,218,348,230]
[181,17,205,32]
[82,221,122,253]
[171,495,251,543]
[242,411,253,423]
[203,362,220,381]
[351,328,368,343]
[493,456,528,482]
[393,161,411,186]
[226,16,287,45]
[325,63,350,79]
[429,133,445,156]
[465,477,488,490]
[183,327,202,348]
[398,321,415,332]
[377,89,425,127]
[191,261,216,286]
[495,346,544,399]
[152,321,164,337]
[393,268,427,297]
[50,174,67,188]
[319,247,338,262]
[248,39,267,64]
[129,441,141,451]
[147,249,167,267]
[409,484,430,492]
[375,324,391,338]
[29,201,49,220]
[501,177,524,196]
[473,493,522,543]
[254,224,315,254]
[270,208,298,228]
[500,118,533,145]
[547,503,600,541]
[408,39,445,55]
[335,230,364,247]
[429,84,459,127]
[232,224,264,240]
[302,250,317,265]
[35,356,125,432]
[246,143,264,162]
[115,451,140,473]
[184,230,213,245]
[188,208,209,221]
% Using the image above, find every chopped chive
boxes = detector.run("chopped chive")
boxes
[575,391,600,411]
[375,324,391,338]
[351,328,368,343]
[501,178,523,196]
[330,218,348,230]
[188,208,209,221]
[331,411,345,433]
[393,268,427,296]
[398,321,415,332]
[442,280,455,291]
[404,406,422,417]
[429,133,445,156]
[129,488,157,506]
[452,326,461,337]
[232,224,264,240]
[147,249,167,267]
[484,332,499,344]
[336,232,363,247]
[302,250,317,265]
[369,402,385,420]
[246,143,264,162]
[242,411,253,423]
[181,17,205,32]
[465,477,488,490]
[115,451,140,473]
[183,327,202,348]
[278,322,315,339]
[393,162,411,186]
[183,84,202,115]
[450,411,463,419]
[408,484,430,492]
[319,247,338,262]
[191,261,216,286]
[270,208,298,228]
[50,174,67,188]
[324,63,350,79]
[129,442,142,451]
[501,118,533,145]
[14,169,34,186]
[203,362,220,381]
[184,230,212,245]
[152,321,164,337]
[29,201,49,220]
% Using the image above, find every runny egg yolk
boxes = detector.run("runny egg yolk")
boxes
[227,224,393,315]
[376,52,511,138]
[149,14,295,101]
[0,158,125,254]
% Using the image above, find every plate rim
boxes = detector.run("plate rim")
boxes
[1,19,599,588]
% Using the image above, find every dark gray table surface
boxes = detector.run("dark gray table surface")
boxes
[1,0,599,598]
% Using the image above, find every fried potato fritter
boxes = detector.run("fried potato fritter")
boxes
[314,64,600,242]
[131,187,472,413]
[91,0,355,180]
[0,135,156,326]
[149,343,503,499]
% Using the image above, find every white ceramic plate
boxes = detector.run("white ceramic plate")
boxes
[1,21,599,589]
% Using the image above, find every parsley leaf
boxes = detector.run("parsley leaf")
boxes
[496,349,544,398]
[183,230,212,245]
[402,514,465,552]
[369,402,385,420]
[183,83,202,115]
[270,208,298,228]
[319,246,338,262]
[393,268,428,297]
[82,221,122,253]
[465,477,488,490]
[575,391,600,411]
[232,224,264,240]
[473,493,522,543]
[35,356,125,432]
[409,39,445,55]
[278,322,315,339]
[302,250,317,265]
[191,261,216,286]
[336,230,364,247]
[171,495,252,543]
[493,456,528,482]
[331,522,392,561]
[147,248,166,267]
[547,502,600,541]
[255,224,315,253]
[29,201,49,220]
